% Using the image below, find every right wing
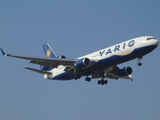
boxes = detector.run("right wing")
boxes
[92,65,133,81]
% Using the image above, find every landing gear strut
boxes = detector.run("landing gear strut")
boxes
[137,56,142,66]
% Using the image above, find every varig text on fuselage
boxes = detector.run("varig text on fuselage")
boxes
[99,40,135,56]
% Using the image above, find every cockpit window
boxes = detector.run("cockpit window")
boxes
[147,38,156,40]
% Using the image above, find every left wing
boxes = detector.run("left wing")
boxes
[0,48,76,68]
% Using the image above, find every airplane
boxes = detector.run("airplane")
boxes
[1,36,159,85]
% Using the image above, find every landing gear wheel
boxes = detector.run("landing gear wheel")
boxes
[88,77,91,82]
[137,56,142,66]
[104,80,108,84]
[137,62,142,66]
[85,77,91,82]
[98,80,101,85]
[101,80,104,85]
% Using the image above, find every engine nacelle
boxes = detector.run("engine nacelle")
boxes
[118,66,132,77]
[75,58,91,68]
[40,65,52,71]
[57,55,66,59]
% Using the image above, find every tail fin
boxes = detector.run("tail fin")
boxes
[43,43,57,58]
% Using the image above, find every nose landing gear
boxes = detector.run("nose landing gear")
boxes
[137,56,142,66]
[137,62,142,66]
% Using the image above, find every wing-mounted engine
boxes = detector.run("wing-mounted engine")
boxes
[57,55,66,59]
[64,58,98,75]
[75,58,91,69]
[118,66,132,77]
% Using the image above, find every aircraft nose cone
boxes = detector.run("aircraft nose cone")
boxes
[155,39,159,46]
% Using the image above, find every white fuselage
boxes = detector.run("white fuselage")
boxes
[46,36,159,80]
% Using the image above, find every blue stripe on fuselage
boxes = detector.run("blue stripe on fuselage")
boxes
[52,72,73,80]
[78,45,158,76]
[52,45,157,80]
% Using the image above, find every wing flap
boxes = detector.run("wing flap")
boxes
[120,75,133,81]
[64,65,75,74]
[105,73,119,80]
[30,59,59,68]
[92,72,119,80]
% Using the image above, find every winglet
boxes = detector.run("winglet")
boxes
[0,48,7,56]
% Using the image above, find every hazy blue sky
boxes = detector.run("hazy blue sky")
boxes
[1,0,160,120]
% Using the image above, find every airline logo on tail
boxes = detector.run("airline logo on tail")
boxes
[43,43,57,58]
[46,49,51,57]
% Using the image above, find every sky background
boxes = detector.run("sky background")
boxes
[0,0,160,120]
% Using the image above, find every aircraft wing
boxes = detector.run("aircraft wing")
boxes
[0,48,76,68]
[92,65,133,81]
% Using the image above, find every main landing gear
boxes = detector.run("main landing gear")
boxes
[98,79,108,85]
[97,73,108,85]
[85,76,91,82]
[137,56,142,66]
[85,76,108,85]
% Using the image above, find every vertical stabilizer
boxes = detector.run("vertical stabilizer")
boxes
[43,43,57,58]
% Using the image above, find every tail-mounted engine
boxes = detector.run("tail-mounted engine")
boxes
[75,58,91,69]
[57,55,66,59]
[118,66,132,77]
[40,55,66,71]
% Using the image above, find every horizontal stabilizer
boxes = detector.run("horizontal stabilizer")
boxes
[23,66,52,74]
